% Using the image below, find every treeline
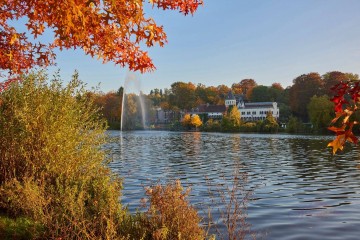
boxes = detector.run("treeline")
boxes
[96,71,359,133]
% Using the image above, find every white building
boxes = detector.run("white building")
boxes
[225,91,237,107]
[225,91,279,121]
[239,102,279,121]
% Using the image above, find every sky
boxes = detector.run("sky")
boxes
[44,0,360,94]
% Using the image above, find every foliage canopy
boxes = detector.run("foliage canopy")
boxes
[0,0,203,90]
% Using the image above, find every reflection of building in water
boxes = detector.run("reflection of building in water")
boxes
[225,91,280,121]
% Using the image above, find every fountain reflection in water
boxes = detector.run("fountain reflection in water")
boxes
[120,72,147,132]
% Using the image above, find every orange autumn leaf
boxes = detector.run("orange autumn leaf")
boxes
[327,134,345,155]
[0,0,203,89]
[328,119,358,154]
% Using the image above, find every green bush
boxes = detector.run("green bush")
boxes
[0,71,124,239]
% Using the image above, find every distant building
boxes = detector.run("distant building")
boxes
[239,102,279,121]
[225,91,236,107]
[225,91,279,121]
[190,104,226,119]
[225,91,247,108]
[155,108,180,123]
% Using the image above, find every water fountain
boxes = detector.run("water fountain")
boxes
[120,72,147,131]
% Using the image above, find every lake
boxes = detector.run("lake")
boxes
[106,130,360,240]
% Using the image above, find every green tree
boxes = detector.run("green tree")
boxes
[268,83,284,102]
[278,102,292,123]
[307,95,334,133]
[250,85,270,102]
[286,116,304,133]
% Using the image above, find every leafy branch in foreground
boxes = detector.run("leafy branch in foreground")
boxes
[0,0,203,90]
[328,81,360,154]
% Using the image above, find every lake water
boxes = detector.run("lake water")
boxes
[106,130,360,240]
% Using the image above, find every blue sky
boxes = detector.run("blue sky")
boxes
[46,0,360,93]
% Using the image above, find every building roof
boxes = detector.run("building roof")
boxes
[243,102,276,109]
[194,104,226,113]
[234,94,246,102]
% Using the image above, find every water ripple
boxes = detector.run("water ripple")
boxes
[107,131,360,240]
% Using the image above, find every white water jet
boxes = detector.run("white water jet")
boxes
[120,72,146,131]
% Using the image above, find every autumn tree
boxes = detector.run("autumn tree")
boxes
[259,112,279,133]
[271,82,284,91]
[240,79,257,99]
[222,106,241,132]
[169,82,196,110]
[229,106,241,128]
[0,0,203,90]
[231,79,257,98]
[181,113,191,129]
[231,83,243,95]
[149,88,163,106]
[195,83,219,105]
[94,91,122,129]
[289,73,323,121]
[322,71,359,97]
[191,114,202,130]
[216,84,231,104]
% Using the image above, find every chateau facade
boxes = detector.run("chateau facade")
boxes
[225,91,280,121]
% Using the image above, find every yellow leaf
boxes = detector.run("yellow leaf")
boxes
[10,34,18,45]
[6,52,13,60]
[328,134,345,154]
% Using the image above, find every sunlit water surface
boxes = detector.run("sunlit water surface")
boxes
[106,130,360,240]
